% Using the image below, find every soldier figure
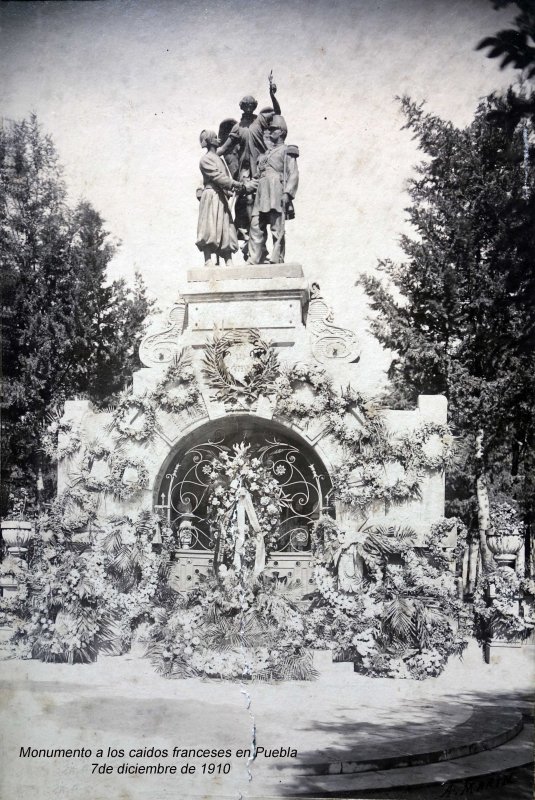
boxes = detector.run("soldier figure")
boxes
[248,115,299,265]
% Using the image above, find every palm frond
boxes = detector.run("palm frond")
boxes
[383,596,415,644]
[277,650,318,681]
[101,529,124,555]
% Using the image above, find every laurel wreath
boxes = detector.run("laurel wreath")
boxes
[202,329,279,407]
[152,350,201,415]
[111,394,158,443]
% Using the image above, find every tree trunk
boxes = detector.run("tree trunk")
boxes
[475,430,495,574]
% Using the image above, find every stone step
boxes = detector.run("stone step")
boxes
[312,649,356,676]
[273,706,524,776]
[268,723,534,797]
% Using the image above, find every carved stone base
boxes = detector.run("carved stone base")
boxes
[169,551,315,595]
[180,263,310,348]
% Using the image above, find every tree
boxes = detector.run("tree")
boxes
[0,115,152,513]
[478,1,535,121]
[359,94,535,568]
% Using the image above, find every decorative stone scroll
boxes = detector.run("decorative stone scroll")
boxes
[139,299,186,367]
[307,282,360,364]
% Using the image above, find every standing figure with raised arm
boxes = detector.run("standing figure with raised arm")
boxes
[218,73,281,255]
[196,129,244,267]
[248,115,299,265]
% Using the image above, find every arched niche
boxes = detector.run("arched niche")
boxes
[153,414,334,556]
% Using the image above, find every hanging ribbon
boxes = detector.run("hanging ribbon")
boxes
[235,487,265,576]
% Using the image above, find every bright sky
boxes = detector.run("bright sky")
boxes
[0,0,514,385]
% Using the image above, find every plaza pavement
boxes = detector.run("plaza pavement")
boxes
[0,641,532,800]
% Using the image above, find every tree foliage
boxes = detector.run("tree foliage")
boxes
[477,1,535,129]
[1,115,152,513]
[478,1,535,78]
[360,94,535,528]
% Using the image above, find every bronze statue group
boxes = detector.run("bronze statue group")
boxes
[196,75,299,267]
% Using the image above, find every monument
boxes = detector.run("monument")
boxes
[56,75,455,596]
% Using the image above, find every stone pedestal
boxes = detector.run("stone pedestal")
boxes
[179,263,310,350]
[484,638,523,665]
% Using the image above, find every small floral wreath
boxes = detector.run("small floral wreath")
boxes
[394,423,454,472]
[427,517,468,564]
[474,568,535,637]
[332,461,422,510]
[40,418,82,462]
[60,487,100,532]
[152,351,201,415]
[273,363,333,420]
[78,442,113,493]
[202,329,279,407]
[109,455,149,501]
[111,394,158,443]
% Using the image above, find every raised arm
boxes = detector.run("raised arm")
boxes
[217,125,240,156]
[268,72,281,116]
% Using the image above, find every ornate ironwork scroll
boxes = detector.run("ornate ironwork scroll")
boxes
[156,432,331,553]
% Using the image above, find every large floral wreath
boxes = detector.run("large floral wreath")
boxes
[205,443,286,571]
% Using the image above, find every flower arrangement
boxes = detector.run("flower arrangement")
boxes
[306,515,467,679]
[489,498,523,536]
[7,511,174,662]
[4,487,37,520]
[147,570,316,681]
[21,544,114,664]
[473,567,535,640]
[0,558,30,629]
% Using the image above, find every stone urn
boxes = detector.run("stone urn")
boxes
[486,531,523,568]
[1,520,35,559]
